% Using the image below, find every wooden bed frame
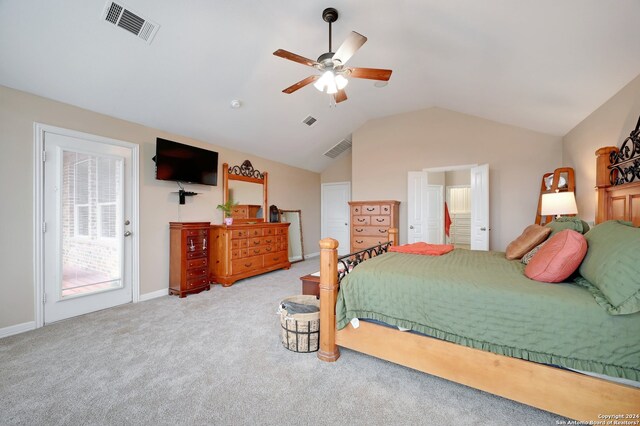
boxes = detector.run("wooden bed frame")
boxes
[318,143,640,421]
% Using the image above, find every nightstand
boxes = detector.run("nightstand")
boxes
[299,273,320,298]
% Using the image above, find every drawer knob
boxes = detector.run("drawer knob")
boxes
[244,263,252,267]
[355,228,363,232]
[366,207,375,211]
[379,229,387,233]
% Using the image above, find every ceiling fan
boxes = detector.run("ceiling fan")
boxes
[273,7,392,104]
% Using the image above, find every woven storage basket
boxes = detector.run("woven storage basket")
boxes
[279,295,320,353]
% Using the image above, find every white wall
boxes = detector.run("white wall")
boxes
[562,74,640,222]
[0,85,320,329]
[352,107,563,250]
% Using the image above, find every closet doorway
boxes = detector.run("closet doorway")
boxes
[407,164,489,250]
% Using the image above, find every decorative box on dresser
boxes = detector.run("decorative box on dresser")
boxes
[230,204,262,221]
[169,222,211,298]
[349,200,400,253]
[209,222,291,286]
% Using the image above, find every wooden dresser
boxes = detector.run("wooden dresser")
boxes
[169,222,211,297]
[349,200,400,252]
[209,222,291,286]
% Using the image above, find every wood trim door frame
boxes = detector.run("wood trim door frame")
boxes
[33,123,140,328]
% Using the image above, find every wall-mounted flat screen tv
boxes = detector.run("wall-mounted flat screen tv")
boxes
[154,138,218,186]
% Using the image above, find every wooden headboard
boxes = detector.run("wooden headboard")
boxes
[595,116,640,226]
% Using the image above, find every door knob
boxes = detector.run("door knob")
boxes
[480,227,486,231]
[124,231,132,237]
[409,225,414,229]
[124,220,131,225]
[345,223,348,226]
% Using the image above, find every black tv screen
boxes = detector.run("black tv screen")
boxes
[155,138,218,186]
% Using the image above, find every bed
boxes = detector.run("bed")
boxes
[317,140,640,421]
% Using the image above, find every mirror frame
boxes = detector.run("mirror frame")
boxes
[222,161,268,223]
[279,209,304,263]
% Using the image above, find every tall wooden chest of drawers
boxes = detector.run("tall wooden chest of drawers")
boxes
[169,222,211,297]
[349,200,400,253]
[209,222,291,286]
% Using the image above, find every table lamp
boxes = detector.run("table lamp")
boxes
[541,191,578,219]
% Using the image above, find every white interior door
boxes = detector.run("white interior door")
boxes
[470,164,490,251]
[407,171,427,243]
[425,185,444,244]
[321,182,351,255]
[43,131,134,323]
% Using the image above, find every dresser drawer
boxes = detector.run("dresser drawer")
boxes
[231,229,248,239]
[379,204,392,215]
[186,250,207,259]
[231,255,263,275]
[249,247,263,256]
[249,237,262,247]
[353,216,370,225]
[352,236,389,249]
[362,205,380,215]
[351,205,362,215]
[249,228,263,237]
[353,226,388,237]
[231,239,250,249]
[186,267,207,279]
[262,236,275,245]
[263,245,276,254]
[371,216,390,226]
[186,229,208,237]
[187,276,208,289]
[264,251,288,267]
[276,227,287,235]
[263,227,275,236]
[187,258,207,268]
[231,249,242,259]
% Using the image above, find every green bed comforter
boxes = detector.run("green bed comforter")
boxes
[336,250,640,381]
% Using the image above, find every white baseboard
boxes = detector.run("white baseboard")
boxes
[305,251,320,259]
[0,321,36,339]
[138,289,168,302]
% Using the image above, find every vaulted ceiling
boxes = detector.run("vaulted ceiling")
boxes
[1,0,639,172]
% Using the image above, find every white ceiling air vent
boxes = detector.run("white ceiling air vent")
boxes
[101,1,160,44]
[324,138,352,159]
[302,115,317,127]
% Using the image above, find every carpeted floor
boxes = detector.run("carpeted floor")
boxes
[0,259,563,425]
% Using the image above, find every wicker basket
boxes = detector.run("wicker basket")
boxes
[279,295,320,353]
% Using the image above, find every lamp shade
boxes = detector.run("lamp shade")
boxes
[541,191,578,217]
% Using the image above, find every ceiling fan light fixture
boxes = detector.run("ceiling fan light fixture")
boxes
[314,70,335,92]
[326,78,338,95]
[335,74,348,90]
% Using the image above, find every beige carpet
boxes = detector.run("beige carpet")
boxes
[0,259,563,425]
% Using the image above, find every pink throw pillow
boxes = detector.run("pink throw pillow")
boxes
[524,230,587,283]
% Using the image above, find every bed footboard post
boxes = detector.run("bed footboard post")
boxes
[595,146,617,224]
[388,228,398,246]
[318,238,340,362]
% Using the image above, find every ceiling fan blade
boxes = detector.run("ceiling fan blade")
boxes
[348,67,392,81]
[333,31,367,65]
[334,89,348,104]
[273,49,319,68]
[282,75,320,94]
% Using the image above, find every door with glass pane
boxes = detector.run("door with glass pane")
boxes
[43,132,133,323]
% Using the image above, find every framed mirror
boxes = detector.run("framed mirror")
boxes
[222,161,268,223]
[279,209,304,263]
